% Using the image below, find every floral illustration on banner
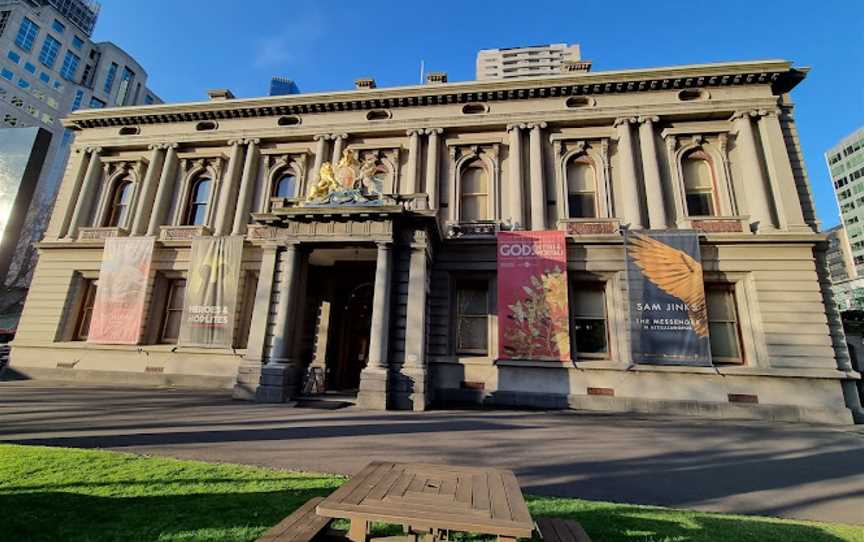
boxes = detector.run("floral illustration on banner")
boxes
[503,266,570,360]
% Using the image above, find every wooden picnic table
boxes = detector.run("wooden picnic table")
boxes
[316,461,535,542]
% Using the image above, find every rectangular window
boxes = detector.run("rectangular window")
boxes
[88,96,105,108]
[38,35,61,68]
[17,78,29,89]
[72,36,83,50]
[706,284,744,364]
[38,71,49,84]
[103,61,117,93]
[59,51,80,81]
[570,282,608,358]
[234,272,259,349]
[159,279,186,344]
[73,279,98,341]
[115,66,134,105]
[53,80,62,91]
[1,68,12,80]
[23,61,35,74]
[52,19,65,34]
[15,17,39,51]
[0,11,10,38]
[7,50,19,63]
[71,89,83,110]
[455,281,489,355]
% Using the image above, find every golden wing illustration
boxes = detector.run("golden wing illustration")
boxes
[628,233,708,337]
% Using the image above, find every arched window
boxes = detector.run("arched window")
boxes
[566,157,597,218]
[682,150,717,216]
[104,180,133,227]
[460,160,489,221]
[273,173,295,198]
[185,177,211,226]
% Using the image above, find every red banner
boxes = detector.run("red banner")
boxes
[88,237,154,344]
[497,231,570,361]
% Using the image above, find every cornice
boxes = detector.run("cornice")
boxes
[64,60,805,130]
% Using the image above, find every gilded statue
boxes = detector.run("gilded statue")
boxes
[306,162,340,201]
[334,149,360,189]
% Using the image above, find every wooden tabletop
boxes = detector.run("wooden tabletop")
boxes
[316,461,534,539]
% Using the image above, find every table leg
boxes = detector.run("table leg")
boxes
[348,519,368,542]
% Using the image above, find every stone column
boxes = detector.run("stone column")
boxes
[400,230,430,410]
[146,144,179,236]
[213,140,245,236]
[45,147,90,239]
[638,116,667,229]
[357,242,393,410]
[731,111,775,231]
[65,146,103,239]
[405,129,422,194]
[424,128,442,209]
[613,118,643,229]
[331,133,347,165]
[233,244,278,400]
[756,109,807,231]
[528,122,547,230]
[130,144,165,236]
[257,243,301,403]
[506,124,525,228]
[232,138,260,235]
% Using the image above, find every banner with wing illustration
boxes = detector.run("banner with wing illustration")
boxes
[179,235,243,348]
[497,231,570,361]
[625,230,712,366]
[88,237,154,344]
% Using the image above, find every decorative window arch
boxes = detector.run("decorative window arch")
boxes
[103,178,134,227]
[565,155,598,218]
[459,159,490,221]
[681,149,718,217]
[273,172,296,198]
[184,175,212,226]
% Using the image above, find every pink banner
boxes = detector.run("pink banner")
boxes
[497,231,570,361]
[88,237,154,344]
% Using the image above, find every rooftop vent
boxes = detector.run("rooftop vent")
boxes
[355,77,376,90]
[560,61,592,74]
[207,89,235,101]
[426,72,448,85]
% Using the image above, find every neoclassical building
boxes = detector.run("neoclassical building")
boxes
[8,60,863,423]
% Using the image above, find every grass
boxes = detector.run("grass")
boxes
[0,444,861,542]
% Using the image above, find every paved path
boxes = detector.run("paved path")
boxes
[1,380,863,525]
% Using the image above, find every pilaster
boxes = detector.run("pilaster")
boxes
[397,230,431,410]
[507,123,525,228]
[46,146,89,239]
[424,128,442,209]
[232,138,261,235]
[405,129,423,194]
[213,139,245,236]
[130,144,166,236]
[730,111,775,232]
[613,117,642,229]
[331,133,348,165]
[234,244,278,400]
[147,144,179,236]
[528,122,547,230]
[637,116,667,228]
[357,241,393,410]
[65,146,102,240]
[756,109,808,231]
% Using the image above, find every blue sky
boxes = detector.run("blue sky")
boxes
[92,0,864,229]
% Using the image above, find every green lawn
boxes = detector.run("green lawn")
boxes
[0,444,861,542]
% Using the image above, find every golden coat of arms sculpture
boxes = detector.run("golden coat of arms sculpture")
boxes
[303,150,386,207]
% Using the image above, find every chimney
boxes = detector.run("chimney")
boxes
[354,77,376,90]
[425,71,448,85]
[207,89,235,101]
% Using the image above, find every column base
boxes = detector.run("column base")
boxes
[390,365,430,411]
[356,367,389,410]
[232,359,263,401]
[254,362,301,403]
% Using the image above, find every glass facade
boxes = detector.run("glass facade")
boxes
[827,126,864,273]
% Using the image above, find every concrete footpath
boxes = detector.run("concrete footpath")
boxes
[1,380,862,525]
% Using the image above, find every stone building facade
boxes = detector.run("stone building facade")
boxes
[8,59,863,423]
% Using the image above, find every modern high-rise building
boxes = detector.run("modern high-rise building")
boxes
[0,0,160,327]
[825,224,857,283]
[827,126,864,274]
[269,77,299,96]
[476,43,591,80]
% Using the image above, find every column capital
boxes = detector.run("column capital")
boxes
[406,128,424,137]
[375,240,393,250]
[147,143,162,151]
[423,127,443,135]
[313,133,331,141]
[527,121,547,130]
[84,146,103,155]
[331,133,349,140]
[637,115,660,124]
[242,137,261,146]
[506,123,527,132]
[613,117,637,128]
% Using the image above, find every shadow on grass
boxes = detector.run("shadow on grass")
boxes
[527,496,850,542]
[0,488,330,542]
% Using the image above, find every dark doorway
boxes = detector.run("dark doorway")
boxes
[324,264,375,392]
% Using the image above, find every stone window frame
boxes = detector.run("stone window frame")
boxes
[568,270,627,365]
[449,272,498,363]
[260,153,306,211]
[666,134,737,225]
[142,270,186,345]
[447,144,500,224]
[174,158,222,228]
[552,139,612,223]
[702,270,768,368]
[55,270,100,342]
[92,161,144,232]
